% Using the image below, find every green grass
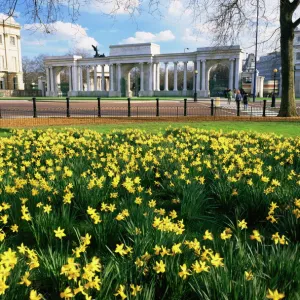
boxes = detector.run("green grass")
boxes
[1,121,299,138]
[57,121,300,137]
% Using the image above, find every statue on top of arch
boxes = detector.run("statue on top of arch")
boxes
[92,45,105,58]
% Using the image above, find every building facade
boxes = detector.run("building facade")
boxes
[0,16,24,92]
[294,29,300,97]
[44,43,244,97]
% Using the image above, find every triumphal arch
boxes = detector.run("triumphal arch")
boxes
[44,43,243,97]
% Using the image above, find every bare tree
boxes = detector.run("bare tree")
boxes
[3,0,300,116]
[22,54,46,89]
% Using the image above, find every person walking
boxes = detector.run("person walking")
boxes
[235,89,242,108]
[227,89,232,105]
[232,89,236,102]
[243,93,248,110]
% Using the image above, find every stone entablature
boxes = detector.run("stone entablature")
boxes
[110,43,160,56]
[44,43,244,97]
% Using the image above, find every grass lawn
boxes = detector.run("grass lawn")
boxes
[1,121,299,137]
[56,121,300,137]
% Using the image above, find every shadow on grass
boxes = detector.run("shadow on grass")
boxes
[0,128,11,137]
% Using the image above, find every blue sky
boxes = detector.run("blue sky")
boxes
[6,0,283,58]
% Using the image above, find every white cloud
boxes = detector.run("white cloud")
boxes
[80,0,140,15]
[181,28,211,46]
[23,21,98,52]
[122,30,175,44]
[168,0,192,17]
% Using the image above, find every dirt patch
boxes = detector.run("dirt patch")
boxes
[0,116,300,128]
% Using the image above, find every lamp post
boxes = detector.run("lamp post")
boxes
[194,70,198,102]
[271,68,278,108]
[184,48,189,53]
[253,0,259,102]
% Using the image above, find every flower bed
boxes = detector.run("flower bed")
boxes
[0,128,299,299]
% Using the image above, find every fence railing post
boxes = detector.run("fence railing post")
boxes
[97,97,101,117]
[128,98,131,117]
[184,98,187,116]
[66,97,70,117]
[237,100,240,116]
[211,98,214,116]
[156,98,159,117]
[32,97,37,118]
[263,99,267,117]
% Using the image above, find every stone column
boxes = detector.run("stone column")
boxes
[127,72,131,96]
[229,59,234,90]
[94,65,98,91]
[183,62,188,92]
[140,63,144,92]
[164,62,169,91]
[72,64,78,91]
[193,61,196,91]
[197,60,201,90]
[156,63,160,91]
[68,66,72,92]
[153,63,157,91]
[102,65,105,91]
[79,66,83,91]
[50,67,54,92]
[174,62,178,91]
[53,68,60,93]
[46,67,51,94]
[235,57,240,89]
[201,60,206,91]
[148,62,153,91]
[117,64,121,92]
[86,66,91,91]
[17,36,22,73]
[110,64,114,91]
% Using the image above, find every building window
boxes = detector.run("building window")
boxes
[296,52,300,61]
[0,35,2,44]
[297,36,300,43]
[10,36,15,46]
[13,77,17,90]
[0,79,4,90]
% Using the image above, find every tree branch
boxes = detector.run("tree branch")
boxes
[293,17,300,29]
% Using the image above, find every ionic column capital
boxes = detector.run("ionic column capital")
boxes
[201,59,206,63]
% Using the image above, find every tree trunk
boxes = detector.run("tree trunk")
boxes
[278,2,298,117]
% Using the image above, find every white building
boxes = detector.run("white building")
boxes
[0,16,24,92]
[45,43,244,97]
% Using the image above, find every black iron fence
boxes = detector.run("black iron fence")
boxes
[0,97,299,119]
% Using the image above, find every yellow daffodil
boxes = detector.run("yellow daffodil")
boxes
[54,227,66,239]
[266,289,285,299]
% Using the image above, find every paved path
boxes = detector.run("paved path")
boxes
[0,99,288,118]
